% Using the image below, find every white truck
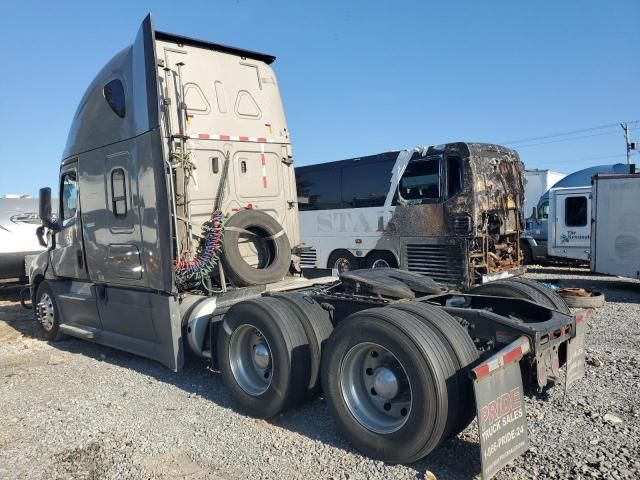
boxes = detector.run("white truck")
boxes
[591,172,640,279]
[27,15,589,477]
[547,186,592,262]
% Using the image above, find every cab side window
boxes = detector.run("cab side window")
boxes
[111,168,128,218]
[61,172,78,221]
[539,201,550,219]
[103,79,126,118]
[398,155,441,202]
[565,196,587,227]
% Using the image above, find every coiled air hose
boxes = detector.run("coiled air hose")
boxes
[173,210,225,281]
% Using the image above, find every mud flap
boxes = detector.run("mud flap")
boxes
[471,336,530,480]
[564,309,591,394]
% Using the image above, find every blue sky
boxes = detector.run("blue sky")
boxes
[1,0,638,196]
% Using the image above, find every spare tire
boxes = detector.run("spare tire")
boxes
[557,288,606,308]
[222,209,291,286]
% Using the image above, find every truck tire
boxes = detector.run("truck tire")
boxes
[365,251,398,269]
[217,297,310,418]
[321,307,456,463]
[508,277,570,313]
[388,302,479,436]
[558,289,606,308]
[221,209,291,287]
[270,293,334,399]
[470,279,555,310]
[327,249,358,274]
[34,281,67,342]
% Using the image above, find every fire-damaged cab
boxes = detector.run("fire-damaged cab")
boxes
[296,142,525,290]
[387,142,525,289]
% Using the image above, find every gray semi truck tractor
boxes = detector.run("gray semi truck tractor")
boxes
[29,15,589,477]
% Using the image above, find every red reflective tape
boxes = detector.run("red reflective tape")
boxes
[502,346,523,365]
[198,133,210,139]
[219,135,231,141]
[239,136,250,142]
[257,137,267,143]
[473,364,491,380]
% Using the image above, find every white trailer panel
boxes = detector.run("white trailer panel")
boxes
[591,174,640,279]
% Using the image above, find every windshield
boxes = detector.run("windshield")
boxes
[398,155,441,203]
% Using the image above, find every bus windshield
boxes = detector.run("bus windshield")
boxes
[398,155,441,202]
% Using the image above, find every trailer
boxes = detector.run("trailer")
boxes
[590,172,640,279]
[0,196,46,283]
[523,168,565,218]
[28,15,589,479]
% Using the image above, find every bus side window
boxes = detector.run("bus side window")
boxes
[296,168,342,210]
[447,155,463,197]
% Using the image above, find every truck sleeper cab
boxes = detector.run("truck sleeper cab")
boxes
[296,143,526,290]
[29,16,588,475]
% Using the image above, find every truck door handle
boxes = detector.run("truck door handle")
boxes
[76,249,84,269]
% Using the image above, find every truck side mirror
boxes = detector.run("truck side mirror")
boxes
[532,206,538,221]
[39,187,52,223]
[39,187,59,232]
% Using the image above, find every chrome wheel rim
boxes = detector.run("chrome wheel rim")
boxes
[340,342,412,434]
[371,259,390,269]
[334,257,352,274]
[38,292,55,331]
[229,324,273,396]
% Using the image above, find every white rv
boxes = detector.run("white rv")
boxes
[0,196,46,282]
[547,186,591,262]
[591,172,640,279]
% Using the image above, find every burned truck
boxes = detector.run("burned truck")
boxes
[29,15,588,478]
[296,142,526,290]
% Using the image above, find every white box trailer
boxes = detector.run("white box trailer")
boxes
[591,173,640,279]
[547,186,591,262]
[524,169,565,218]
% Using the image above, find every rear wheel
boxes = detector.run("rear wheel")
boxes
[365,251,398,269]
[321,307,456,463]
[388,302,479,436]
[270,293,333,399]
[327,250,358,274]
[217,297,310,418]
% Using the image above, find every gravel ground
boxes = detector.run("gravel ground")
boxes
[1,266,639,480]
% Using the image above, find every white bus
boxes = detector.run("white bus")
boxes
[295,142,526,290]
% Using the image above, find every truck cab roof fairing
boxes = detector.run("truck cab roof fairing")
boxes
[154,31,276,65]
[62,15,160,160]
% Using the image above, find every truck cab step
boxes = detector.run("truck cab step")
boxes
[59,323,100,340]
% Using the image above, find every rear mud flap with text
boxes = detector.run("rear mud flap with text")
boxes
[472,336,530,480]
[564,309,590,394]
